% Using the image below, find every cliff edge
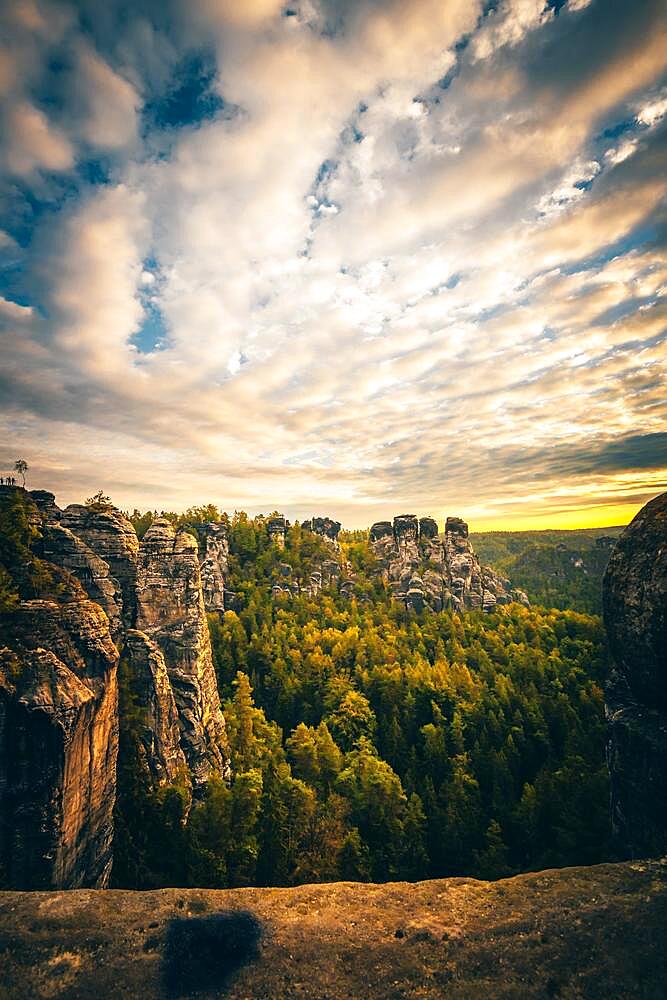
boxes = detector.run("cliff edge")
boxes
[0,859,665,999]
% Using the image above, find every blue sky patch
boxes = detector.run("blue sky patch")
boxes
[143,50,225,131]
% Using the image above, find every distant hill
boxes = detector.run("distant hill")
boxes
[470,526,625,615]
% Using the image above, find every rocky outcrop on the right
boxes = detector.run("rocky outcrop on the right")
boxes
[603,491,667,858]
[370,514,528,612]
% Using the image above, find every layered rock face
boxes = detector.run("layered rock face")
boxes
[0,590,118,889]
[268,515,288,549]
[59,504,139,627]
[41,521,124,639]
[603,491,667,858]
[135,518,228,788]
[199,523,229,613]
[370,514,528,612]
[1,489,231,888]
[123,630,187,787]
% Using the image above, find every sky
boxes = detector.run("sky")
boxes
[0,0,665,530]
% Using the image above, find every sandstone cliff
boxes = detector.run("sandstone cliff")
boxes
[370,514,528,612]
[135,517,228,788]
[603,491,667,858]
[59,502,139,627]
[0,488,230,889]
[123,630,187,788]
[0,589,118,890]
[41,520,124,639]
[199,522,229,613]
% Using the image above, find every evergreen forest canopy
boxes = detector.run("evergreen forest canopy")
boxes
[111,506,613,889]
[471,527,624,616]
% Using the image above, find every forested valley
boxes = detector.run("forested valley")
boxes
[112,507,612,890]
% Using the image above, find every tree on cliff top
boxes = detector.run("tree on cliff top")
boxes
[13,459,28,487]
[85,491,113,512]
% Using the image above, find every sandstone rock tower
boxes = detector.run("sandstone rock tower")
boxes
[603,491,667,858]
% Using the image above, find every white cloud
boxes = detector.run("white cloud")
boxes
[0,297,34,322]
[2,100,73,175]
[637,93,667,127]
[74,44,140,150]
[605,140,638,166]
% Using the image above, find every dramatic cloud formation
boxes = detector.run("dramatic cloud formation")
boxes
[0,0,665,528]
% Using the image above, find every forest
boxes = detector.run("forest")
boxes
[470,527,622,615]
[112,507,612,889]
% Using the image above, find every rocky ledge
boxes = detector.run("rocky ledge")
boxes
[0,859,665,999]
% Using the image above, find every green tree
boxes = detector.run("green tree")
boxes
[327,690,377,751]
[474,820,511,880]
[13,458,28,487]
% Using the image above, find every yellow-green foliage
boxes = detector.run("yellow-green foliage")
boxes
[116,509,612,889]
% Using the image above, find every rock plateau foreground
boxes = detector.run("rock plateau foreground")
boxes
[1,859,666,999]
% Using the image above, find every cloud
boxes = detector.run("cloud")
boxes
[0,0,665,526]
[73,44,140,150]
[1,101,74,176]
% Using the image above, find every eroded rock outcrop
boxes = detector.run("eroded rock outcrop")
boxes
[199,523,229,613]
[268,516,288,549]
[59,503,139,627]
[370,514,528,612]
[302,516,342,544]
[123,630,187,788]
[42,522,124,639]
[0,589,118,889]
[603,491,667,858]
[0,487,233,888]
[135,518,228,788]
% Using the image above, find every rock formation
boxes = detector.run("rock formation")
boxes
[302,516,342,544]
[58,502,139,627]
[0,586,118,889]
[123,630,187,788]
[267,515,351,599]
[0,488,231,888]
[199,523,229,613]
[370,514,528,612]
[135,518,228,788]
[2,859,666,999]
[602,491,667,858]
[41,520,124,639]
[268,515,288,549]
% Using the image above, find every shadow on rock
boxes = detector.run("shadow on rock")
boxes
[162,909,262,997]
